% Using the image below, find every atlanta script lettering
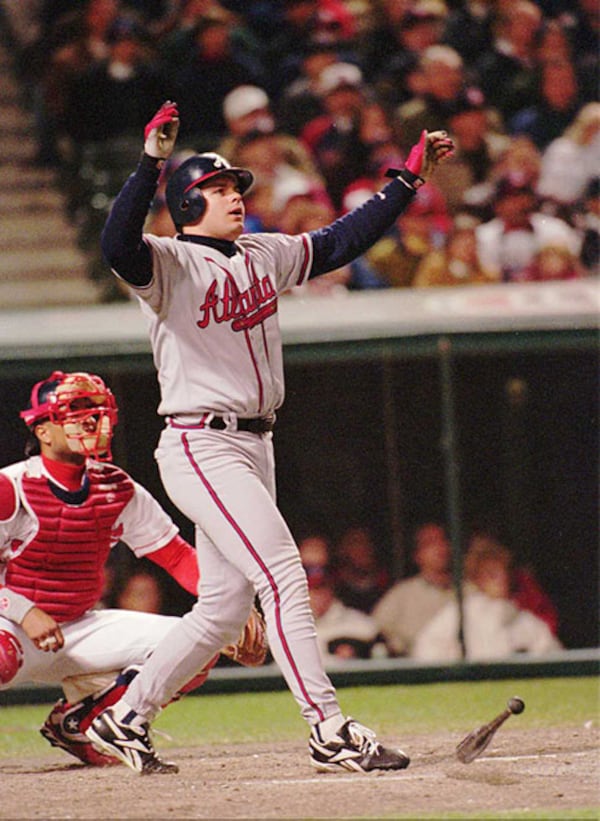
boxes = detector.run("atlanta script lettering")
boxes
[197,276,277,332]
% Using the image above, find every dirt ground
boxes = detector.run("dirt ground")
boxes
[1,725,597,820]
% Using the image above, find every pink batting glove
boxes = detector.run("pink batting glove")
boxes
[144,100,180,159]
[144,101,179,140]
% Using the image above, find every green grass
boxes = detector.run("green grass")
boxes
[1,676,597,757]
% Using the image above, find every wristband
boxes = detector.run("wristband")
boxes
[0,588,36,624]
[140,152,165,170]
[385,167,425,189]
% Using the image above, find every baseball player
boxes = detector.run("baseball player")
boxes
[0,370,266,773]
[86,101,454,774]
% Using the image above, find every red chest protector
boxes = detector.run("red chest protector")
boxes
[6,465,134,622]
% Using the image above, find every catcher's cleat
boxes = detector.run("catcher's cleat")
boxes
[309,717,410,773]
[40,698,120,767]
[86,706,179,775]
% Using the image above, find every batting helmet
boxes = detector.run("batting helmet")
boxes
[20,371,118,461]
[166,152,254,228]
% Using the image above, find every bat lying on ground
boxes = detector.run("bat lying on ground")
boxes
[456,697,525,763]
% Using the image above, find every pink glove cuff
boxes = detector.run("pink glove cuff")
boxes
[405,130,426,176]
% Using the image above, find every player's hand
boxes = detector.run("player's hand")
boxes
[405,129,454,182]
[22,606,64,653]
[144,100,180,160]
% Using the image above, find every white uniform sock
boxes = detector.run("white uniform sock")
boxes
[110,699,148,727]
[316,712,345,741]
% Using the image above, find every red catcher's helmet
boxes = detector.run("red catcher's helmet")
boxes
[166,152,254,228]
[20,371,118,460]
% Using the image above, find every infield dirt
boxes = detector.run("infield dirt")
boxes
[1,724,597,819]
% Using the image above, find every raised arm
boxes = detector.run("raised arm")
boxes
[309,130,454,277]
[100,101,180,286]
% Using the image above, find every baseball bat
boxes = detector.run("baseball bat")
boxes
[456,697,525,763]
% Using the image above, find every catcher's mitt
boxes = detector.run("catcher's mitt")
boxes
[222,606,268,667]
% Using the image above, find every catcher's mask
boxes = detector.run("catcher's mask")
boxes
[20,371,118,460]
[166,152,254,228]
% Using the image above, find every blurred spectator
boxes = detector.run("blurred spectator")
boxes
[31,0,121,166]
[169,9,266,143]
[413,538,562,661]
[231,130,331,232]
[534,16,576,66]
[463,135,543,219]
[475,174,580,282]
[520,244,585,282]
[508,55,588,150]
[536,103,600,212]
[275,42,342,136]
[473,0,543,123]
[265,0,358,97]
[561,0,600,83]
[372,522,454,657]
[442,0,494,69]
[66,13,167,145]
[492,136,542,191]
[413,215,498,287]
[332,526,391,613]
[357,182,452,287]
[217,85,325,187]
[159,1,263,76]
[432,87,510,214]
[465,531,560,635]
[298,533,381,663]
[300,61,372,209]
[576,176,600,275]
[370,0,450,111]
[394,45,472,153]
[115,569,165,614]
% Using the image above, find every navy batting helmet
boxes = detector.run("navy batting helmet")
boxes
[166,152,254,228]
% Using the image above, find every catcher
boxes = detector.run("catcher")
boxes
[0,370,266,772]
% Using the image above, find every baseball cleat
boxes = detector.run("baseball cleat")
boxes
[309,717,410,773]
[40,698,120,767]
[85,707,179,775]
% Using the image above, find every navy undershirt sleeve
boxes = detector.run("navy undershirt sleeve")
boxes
[308,179,417,278]
[101,154,161,286]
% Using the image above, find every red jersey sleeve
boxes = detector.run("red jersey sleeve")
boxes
[148,534,199,596]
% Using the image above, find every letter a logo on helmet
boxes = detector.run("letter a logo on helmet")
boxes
[166,152,254,228]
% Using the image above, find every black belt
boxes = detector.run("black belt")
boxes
[207,414,275,434]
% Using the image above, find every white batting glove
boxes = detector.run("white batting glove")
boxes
[143,100,180,160]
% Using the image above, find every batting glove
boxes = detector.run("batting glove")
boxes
[386,130,454,188]
[144,100,180,160]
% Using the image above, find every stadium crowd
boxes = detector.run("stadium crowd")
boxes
[2,0,598,298]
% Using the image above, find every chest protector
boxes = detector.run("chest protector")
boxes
[6,465,134,622]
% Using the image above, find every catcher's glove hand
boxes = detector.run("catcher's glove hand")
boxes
[144,100,180,160]
[221,606,268,667]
